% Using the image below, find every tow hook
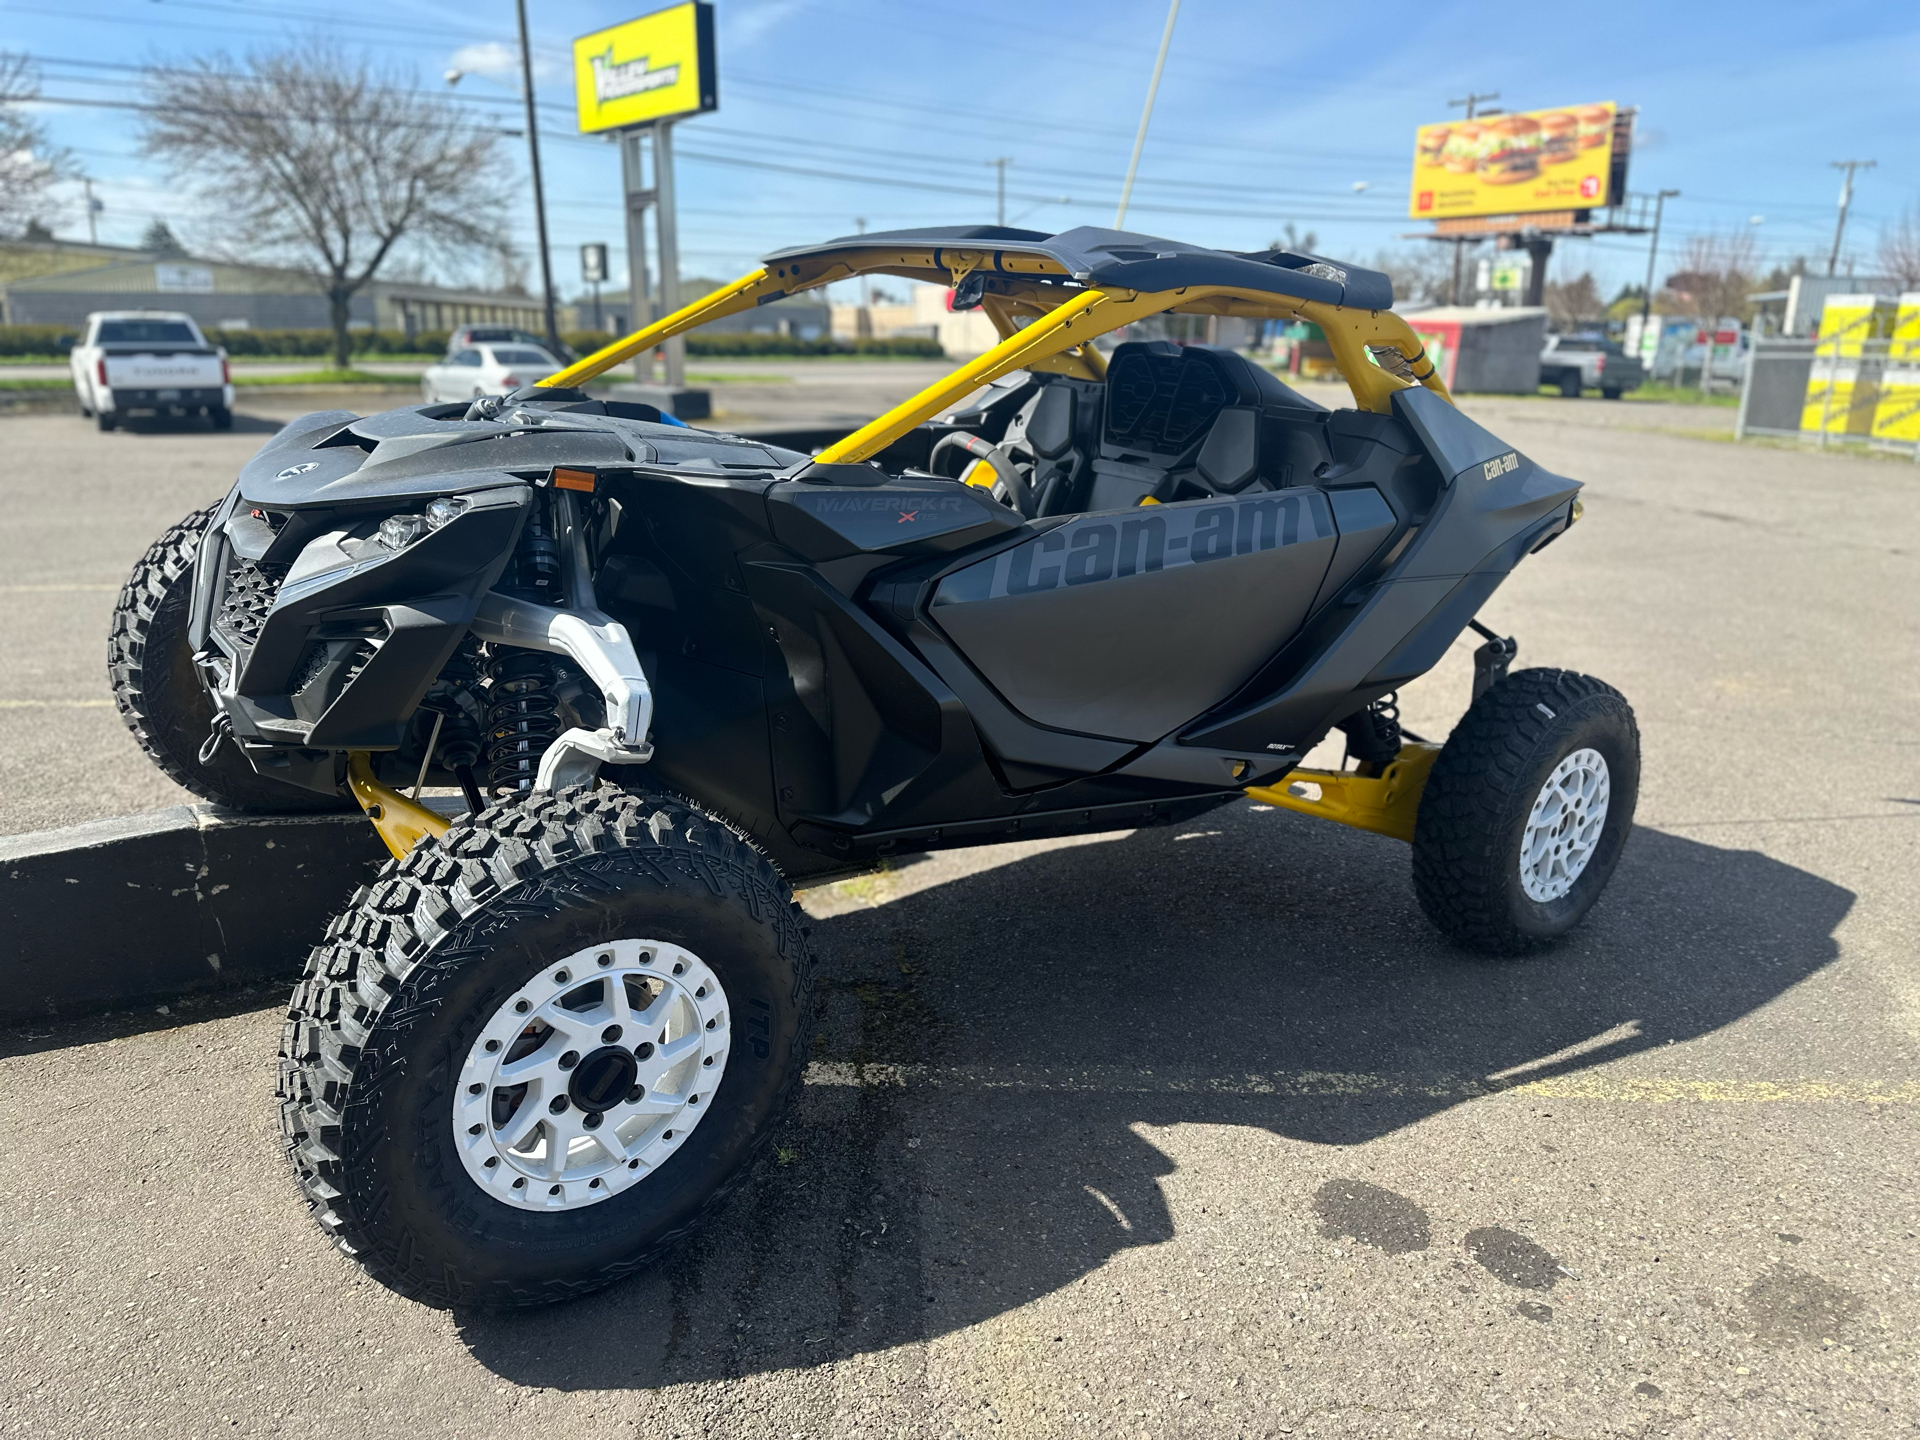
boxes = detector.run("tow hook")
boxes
[197,711,234,765]
[1468,619,1518,701]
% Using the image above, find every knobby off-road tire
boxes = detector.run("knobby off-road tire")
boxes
[1412,668,1639,955]
[277,787,815,1309]
[109,507,351,812]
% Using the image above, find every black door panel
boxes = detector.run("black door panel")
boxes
[928,490,1336,742]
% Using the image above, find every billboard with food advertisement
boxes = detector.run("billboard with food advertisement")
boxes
[1408,103,1618,220]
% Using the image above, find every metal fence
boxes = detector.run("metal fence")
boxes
[1736,336,1920,460]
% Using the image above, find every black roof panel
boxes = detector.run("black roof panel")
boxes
[763,225,1393,311]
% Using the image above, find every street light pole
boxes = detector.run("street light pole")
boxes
[515,0,561,354]
[1826,160,1875,277]
[1115,0,1179,229]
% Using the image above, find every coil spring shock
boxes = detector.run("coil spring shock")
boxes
[484,650,563,791]
[1338,691,1404,770]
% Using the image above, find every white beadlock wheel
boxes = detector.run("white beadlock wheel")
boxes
[1518,747,1610,902]
[452,938,732,1212]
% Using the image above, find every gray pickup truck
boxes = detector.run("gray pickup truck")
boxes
[1539,333,1645,400]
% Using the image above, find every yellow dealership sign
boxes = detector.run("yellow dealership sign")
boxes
[1409,102,1618,221]
[573,3,717,134]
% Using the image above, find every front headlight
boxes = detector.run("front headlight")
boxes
[377,498,468,551]
[425,496,468,530]
[377,513,427,549]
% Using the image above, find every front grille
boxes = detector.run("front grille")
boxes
[214,554,287,650]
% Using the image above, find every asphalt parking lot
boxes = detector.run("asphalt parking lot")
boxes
[1,383,1915,1438]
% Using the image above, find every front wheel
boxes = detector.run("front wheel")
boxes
[109,509,353,812]
[278,789,815,1309]
[1601,386,1623,400]
[1412,669,1639,955]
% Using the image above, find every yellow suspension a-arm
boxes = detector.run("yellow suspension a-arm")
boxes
[1245,743,1441,844]
[347,751,451,860]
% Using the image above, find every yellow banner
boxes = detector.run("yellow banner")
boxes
[1409,102,1616,221]
[573,3,716,134]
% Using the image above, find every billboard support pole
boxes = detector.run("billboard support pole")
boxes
[619,128,656,383]
[1521,237,1553,309]
[654,119,685,388]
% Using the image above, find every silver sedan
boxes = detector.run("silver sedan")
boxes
[420,343,563,403]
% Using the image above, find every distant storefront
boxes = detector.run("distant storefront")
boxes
[1,251,545,336]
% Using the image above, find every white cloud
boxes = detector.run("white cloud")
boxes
[449,41,518,78]
[448,41,558,83]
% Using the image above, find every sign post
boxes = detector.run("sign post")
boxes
[579,243,609,332]
[573,2,717,404]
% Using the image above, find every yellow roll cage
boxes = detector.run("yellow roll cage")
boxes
[540,243,1453,465]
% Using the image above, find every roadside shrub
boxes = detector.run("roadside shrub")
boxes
[0,325,80,357]
[682,332,943,358]
[0,323,944,361]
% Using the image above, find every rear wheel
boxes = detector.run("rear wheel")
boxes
[96,410,116,431]
[277,789,814,1309]
[208,405,233,430]
[1601,386,1623,400]
[109,508,352,812]
[1412,669,1639,955]
[1556,373,1581,398]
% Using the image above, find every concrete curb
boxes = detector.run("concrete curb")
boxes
[0,805,407,1020]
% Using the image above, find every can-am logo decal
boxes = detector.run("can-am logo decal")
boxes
[1482,451,1519,482]
[938,492,1332,603]
[588,47,679,102]
[275,462,319,480]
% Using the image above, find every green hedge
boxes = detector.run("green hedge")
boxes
[0,324,450,358]
[208,328,450,357]
[564,331,943,359]
[685,333,943,358]
[0,324,945,360]
[0,325,79,357]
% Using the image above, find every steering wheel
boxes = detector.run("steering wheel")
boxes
[929,433,1036,518]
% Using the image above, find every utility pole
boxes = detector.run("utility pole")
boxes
[1115,0,1179,229]
[514,0,561,353]
[988,158,1012,227]
[1444,91,1500,304]
[82,178,99,245]
[1639,188,1680,329]
[854,217,871,339]
[1826,159,1875,276]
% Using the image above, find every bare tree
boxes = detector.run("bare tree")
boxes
[1663,232,1757,388]
[1266,223,1319,255]
[1877,204,1920,289]
[1369,246,1458,309]
[0,53,73,236]
[1542,272,1603,330]
[140,44,508,369]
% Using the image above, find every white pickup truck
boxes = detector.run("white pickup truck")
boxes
[71,311,234,431]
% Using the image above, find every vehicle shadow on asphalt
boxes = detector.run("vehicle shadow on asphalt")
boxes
[455,805,1851,1387]
[104,413,284,436]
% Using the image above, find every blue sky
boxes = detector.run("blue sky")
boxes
[12,0,1919,305]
